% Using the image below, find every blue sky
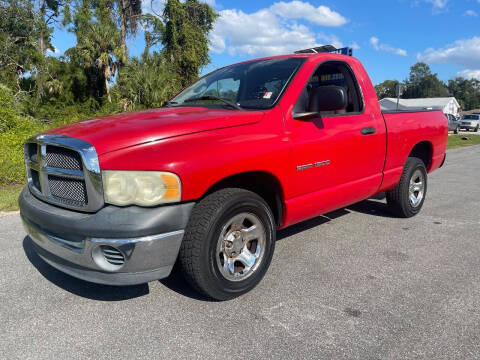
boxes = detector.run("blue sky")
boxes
[50,0,480,85]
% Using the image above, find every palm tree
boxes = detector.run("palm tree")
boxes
[116,0,142,62]
[72,20,121,102]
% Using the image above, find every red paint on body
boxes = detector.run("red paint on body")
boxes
[47,53,448,229]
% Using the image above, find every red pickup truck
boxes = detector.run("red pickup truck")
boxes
[20,47,447,300]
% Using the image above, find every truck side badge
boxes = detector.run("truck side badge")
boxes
[296,164,313,171]
[297,160,330,171]
[315,160,331,167]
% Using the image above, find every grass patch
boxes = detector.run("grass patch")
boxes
[0,184,24,212]
[447,134,480,149]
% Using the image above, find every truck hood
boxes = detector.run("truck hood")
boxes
[47,107,264,155]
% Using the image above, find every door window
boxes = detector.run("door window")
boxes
[294,61,364,116]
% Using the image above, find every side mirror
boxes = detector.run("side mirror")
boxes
[308,85,347,113]
[293,112,321,121]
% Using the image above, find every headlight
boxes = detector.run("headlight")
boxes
[102,171,181,206]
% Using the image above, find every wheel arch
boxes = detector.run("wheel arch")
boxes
[202,171,284,227]
[408,141,433,171]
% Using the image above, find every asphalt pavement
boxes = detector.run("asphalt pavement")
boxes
[1,145,479,359]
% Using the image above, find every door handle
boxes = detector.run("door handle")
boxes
[361,127,376,135]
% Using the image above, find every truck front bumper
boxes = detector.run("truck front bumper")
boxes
[19,187,195,286]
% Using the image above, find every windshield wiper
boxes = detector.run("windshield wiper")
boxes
[163,101,179,107]
[184,95,243,110]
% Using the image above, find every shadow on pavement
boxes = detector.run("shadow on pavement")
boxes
[277,209,348,241]
[159,267,217,302]
[23,236,149,301]
[346,195,396,219]
[278,193,393,240]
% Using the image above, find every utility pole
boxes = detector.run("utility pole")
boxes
[395,83,404,111]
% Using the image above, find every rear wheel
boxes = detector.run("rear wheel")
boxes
[178,188,276,300]
[454,126,459,134]
[386,157,427,218]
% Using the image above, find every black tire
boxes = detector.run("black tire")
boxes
[454,126,459,134]
[475,126,479,133]
[178,188,276,300]
[386,157,427,218]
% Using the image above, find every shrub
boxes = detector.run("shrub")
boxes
[0,120,47,185]
[0,84,23,132]
[117,54,181,108]
[0,97,122,185]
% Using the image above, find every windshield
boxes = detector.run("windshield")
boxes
[464,115,479,120]
[170,58,305,110]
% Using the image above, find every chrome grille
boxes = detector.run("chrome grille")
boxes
[31,169,41,190]
[44,146,83,171]
[49,175,87,205]
[24,134,104,212]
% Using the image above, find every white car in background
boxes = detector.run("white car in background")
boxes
[460,114,480,132]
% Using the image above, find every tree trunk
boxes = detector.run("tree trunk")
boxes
[39,1,46,55]
[39,35,45,56]
[105,71,112,103]
[120,0,128,63]
[142,39,150,61]
[37,0,47,99]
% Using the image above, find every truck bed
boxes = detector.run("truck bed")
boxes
[378,110,448,192]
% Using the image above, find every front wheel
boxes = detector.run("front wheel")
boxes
[178,188,276,300]
[475,126,479,133]
[386,157,427,218]
[454,126,459,134]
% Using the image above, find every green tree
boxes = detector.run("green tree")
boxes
[403,62,449,99]
[117,0,217,108]
[447,77,480,111]
[374,79,402,99]
[37,0,62,56]
[39,56,89,101]
[1,0,72,103]
[117,52,179,108]
[35,0,64,99]
[142,13,164,59]
[0,0,40,91]
[161,0,217,87]
[116,0,142,63]
[66,0,121,102]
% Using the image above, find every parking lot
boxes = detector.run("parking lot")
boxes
[1,145,479,359]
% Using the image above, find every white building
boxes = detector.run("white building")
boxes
[379,97,461,116]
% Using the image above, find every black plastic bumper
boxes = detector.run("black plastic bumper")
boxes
[19,187,195,285]
[19,187,194,239]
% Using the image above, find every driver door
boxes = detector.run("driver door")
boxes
[285,61,386,218]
